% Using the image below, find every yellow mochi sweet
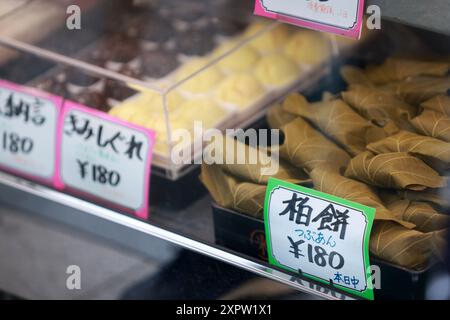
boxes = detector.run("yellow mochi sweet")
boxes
[108,103,138,122]
[159,91,185,113]
[109,90,184,128]
[284,31,331,65]
[175,58,224,94]
[255,54,298,87]
[243,20,273,38]
[214,42,260,73]
[110,90,183,113]
[215,73,264,109]
[178,98,229,129]
[108,90,194,156]
[249,24,291,54]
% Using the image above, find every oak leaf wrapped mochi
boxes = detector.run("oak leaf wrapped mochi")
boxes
[344,151,446,190]
[385,199,450,233]
[200,164,266,218]
[340,66,374,87]
[266,103,296,129]
[399,189,450,211]
[367,131,450,171]
[411,110,450,142]
[369,221,447,270]
[342,86,417,131]
[281,94,386,156]
[421,95,450,116]
[310,164,413,229]
[278,118,351,173]
[380,76,450,105]
[365,58,450,85]
[208,137,310,185]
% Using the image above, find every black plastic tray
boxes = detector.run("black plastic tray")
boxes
[212,202,441,300]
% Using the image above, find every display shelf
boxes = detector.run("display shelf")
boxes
[367,0,450,36]
[0,171,355,300]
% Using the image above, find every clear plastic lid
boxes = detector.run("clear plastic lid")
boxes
[0,0,355,179]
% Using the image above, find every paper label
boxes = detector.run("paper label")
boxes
[59,101,155,219]
[255,0,365,39]
[0,80,61,184]
[264,178,374,299]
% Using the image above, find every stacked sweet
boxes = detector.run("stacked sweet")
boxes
[201,57,450,270]
[109,20,333,156]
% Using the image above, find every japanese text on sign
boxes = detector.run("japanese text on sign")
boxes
[0,80,60,182]
[60,103,154,218]
[255,0,364,39]
[264,178,374,299]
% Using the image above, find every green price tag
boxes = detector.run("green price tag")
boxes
[264,177,375,300]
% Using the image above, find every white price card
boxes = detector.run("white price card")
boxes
[0,80,61,183]
[264,178,375,299]
[59,101,155,219]
[255,0,365,39]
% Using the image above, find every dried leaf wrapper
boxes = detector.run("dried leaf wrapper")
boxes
[367,131,450,171]
[365,58,450,85]
[370,221,446,270]
[266,103,296,130]
[411,110,450,142]
[399,189,450,210]
[200,164,266,219]
[279,118,351,173]
[386,199,450,232]
[340,66,374,87]
[421,95,450,116]
[310,164,414,229]
[381,76,450,105]
[344,151,446,190]
[209,137,309,185]
[342,86,417,131]
[282,94,386,156]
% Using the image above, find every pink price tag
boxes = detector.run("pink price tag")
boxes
[254,0,365,39]
[0,79,62,186]
[57,101,155,219]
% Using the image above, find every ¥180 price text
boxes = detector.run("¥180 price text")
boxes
[76,160,121,187]
[1,130,34,155]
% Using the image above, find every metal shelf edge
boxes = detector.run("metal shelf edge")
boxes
[0,171,356,300]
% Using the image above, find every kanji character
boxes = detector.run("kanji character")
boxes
[279,193,313,226]
[312,204,349,240]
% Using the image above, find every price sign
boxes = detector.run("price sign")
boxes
[255,0,365,39]
[0,80,61,184]
[264,178,374,299]
[59,101,155,219]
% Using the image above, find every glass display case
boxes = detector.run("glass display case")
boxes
[0,0,449,300]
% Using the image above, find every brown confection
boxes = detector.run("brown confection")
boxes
[35,78,67,97]
[160,0,206,22]
[104,79,136,102]
[141,50,180,78]
[92,34,140,64]
[176,29,215,56]
[117,65,142,79]
[70,91,109,111]
[210,16,248,36]
[139,15,174,43]
[65,70,102,87]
